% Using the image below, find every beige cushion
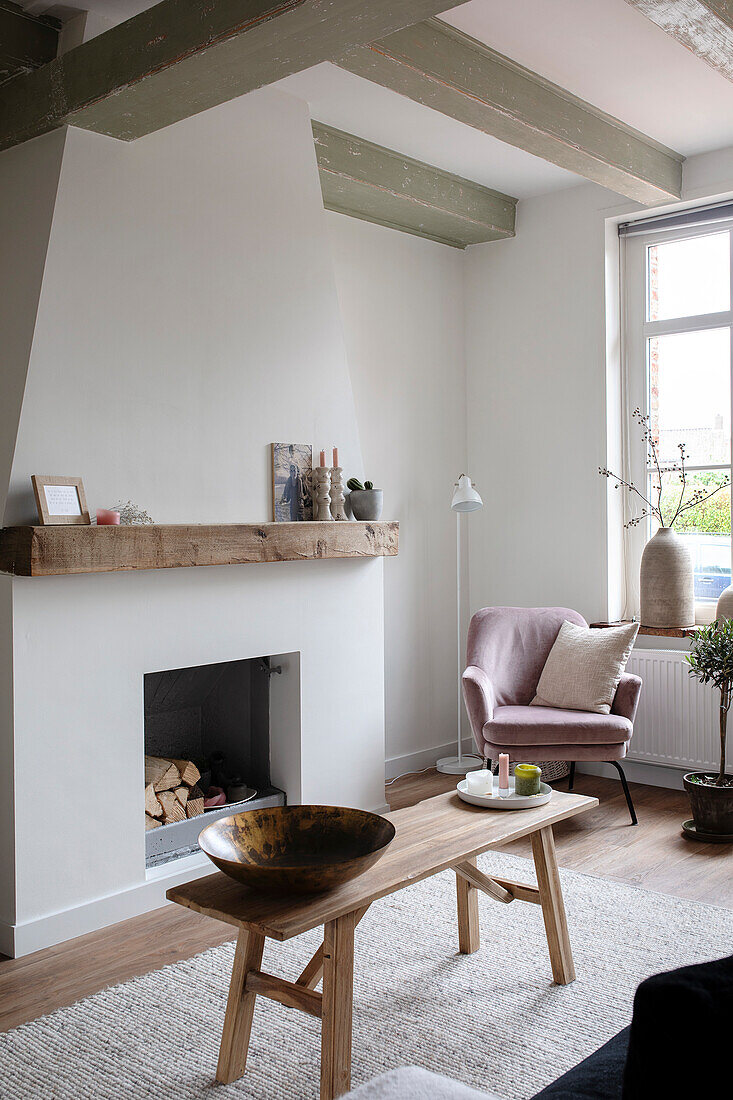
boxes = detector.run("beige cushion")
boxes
[530,620,639,714]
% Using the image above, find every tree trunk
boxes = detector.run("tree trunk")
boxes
[718,687,730,786]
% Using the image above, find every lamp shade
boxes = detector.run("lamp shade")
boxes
[451,474,483,513]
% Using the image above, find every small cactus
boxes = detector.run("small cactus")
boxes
[364,480,374,490]
[347,477,365,492]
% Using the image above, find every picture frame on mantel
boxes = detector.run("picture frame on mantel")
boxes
[271,444,314,522]
[31,475,90,526]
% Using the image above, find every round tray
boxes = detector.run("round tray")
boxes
[457,777,553,810]
[681,819,733,844]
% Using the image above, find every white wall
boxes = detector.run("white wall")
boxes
[327,216,468,773]
[464,151,733,626]
[4,91,364,525]
[0,129,66,515]
[464,182,626,622]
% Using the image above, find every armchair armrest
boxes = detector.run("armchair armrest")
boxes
[611,672,642,723]
[462,665,496,749]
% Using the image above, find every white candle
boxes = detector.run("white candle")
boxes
[466,769,493,796]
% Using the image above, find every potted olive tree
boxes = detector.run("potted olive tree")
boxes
[685,618,733,841]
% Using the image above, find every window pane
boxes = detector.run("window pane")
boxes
[647,232,730,321]
[648,327,731,465]
[651,471,731,602]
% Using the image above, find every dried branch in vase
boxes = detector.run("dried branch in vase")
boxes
[599,409,730,529]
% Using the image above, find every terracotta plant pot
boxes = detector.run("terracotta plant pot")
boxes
[684,772,733,838]
[349,489,383,521]
[640,527,694,628]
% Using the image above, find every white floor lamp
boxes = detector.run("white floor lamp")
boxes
[437,474,484,775]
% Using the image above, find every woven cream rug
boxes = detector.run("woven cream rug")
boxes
[3,852,732,1100]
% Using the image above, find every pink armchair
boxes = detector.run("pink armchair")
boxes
[462,606,642,824]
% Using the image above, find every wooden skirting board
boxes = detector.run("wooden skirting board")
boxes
[0,521,399,576]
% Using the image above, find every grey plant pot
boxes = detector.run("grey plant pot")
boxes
[349,489,383,521]
[684,772,733,838]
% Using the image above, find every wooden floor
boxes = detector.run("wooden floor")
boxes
[1,771,731,1033]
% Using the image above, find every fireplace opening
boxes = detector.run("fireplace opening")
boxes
[144,655,287,867]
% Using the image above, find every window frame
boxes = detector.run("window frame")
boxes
[623,221,733,623]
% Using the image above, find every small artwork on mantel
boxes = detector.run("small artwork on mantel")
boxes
[31,475,90,525]
[271,443,313,522]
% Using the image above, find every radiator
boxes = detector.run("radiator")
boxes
[627,650,723,771]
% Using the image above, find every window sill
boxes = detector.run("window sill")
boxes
[590,621,699,639]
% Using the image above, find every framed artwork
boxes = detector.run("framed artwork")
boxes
[271,444,313,522]
[31,475,90,525]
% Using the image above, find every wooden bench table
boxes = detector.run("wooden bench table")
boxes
[167,788,597,1099]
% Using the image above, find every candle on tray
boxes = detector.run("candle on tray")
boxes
[320,450,326,467]
[514,764,542,797]
[466,769,493,796]
[96,508,120,525]
[333,446,339,468]
[498,753,510,798]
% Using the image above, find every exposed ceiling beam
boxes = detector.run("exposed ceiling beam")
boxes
[0,0,466,153]
[0,1,58,89]
[337,18,684,206]
[624,0,733,81]
[313,122,517,249]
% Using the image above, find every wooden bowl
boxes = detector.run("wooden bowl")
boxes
[198,804,396,894]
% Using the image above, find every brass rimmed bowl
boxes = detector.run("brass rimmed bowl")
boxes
[198,805,396,893]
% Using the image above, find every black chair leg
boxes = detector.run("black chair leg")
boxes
[568,761,576,791]
[610,760,638,826]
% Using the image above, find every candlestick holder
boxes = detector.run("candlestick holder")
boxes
[313,466,333,521]
[329,467,347,521]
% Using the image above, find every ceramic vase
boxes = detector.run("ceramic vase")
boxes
[716,584,733,621]
[640,527,694,628]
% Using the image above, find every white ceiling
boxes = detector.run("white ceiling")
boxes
[16,0,733,200]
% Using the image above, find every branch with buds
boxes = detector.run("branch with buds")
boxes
[599,409,730,529]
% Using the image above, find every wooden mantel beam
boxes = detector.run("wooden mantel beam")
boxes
[337,18,684,206]
[624,1,733,82]
[313,122,517,249]
[0,0,465,152]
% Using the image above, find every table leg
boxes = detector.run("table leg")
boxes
[320,911,355,1100]
[216,927,266,1083]
[297,904,371,991]
[530,825,575,985]
[455,858,480,954]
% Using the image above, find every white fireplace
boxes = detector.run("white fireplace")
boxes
[1,558,387,957]
[0,87,393,958]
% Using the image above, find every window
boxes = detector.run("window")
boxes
[622,220,733,622]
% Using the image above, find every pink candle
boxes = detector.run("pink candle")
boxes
[320,450,326,467]
[333,446,339,468]
[96,508,120,525]
[498,753,510,790]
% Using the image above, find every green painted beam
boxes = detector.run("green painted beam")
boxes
[0,2,58,88]
[0,0,465,152]
[625,1,733,81]
[337,18,684,206]
[313,122,516,249]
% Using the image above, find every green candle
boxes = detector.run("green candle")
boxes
[514,764,542,796]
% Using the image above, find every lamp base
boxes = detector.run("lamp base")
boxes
[436,755,483,775]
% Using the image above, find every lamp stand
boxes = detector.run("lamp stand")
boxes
[437,510,482,775]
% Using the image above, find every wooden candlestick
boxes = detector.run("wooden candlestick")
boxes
[330,467,347,521]
[313,466,333,521]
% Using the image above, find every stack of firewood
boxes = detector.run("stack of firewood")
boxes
[145,755,205,830]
